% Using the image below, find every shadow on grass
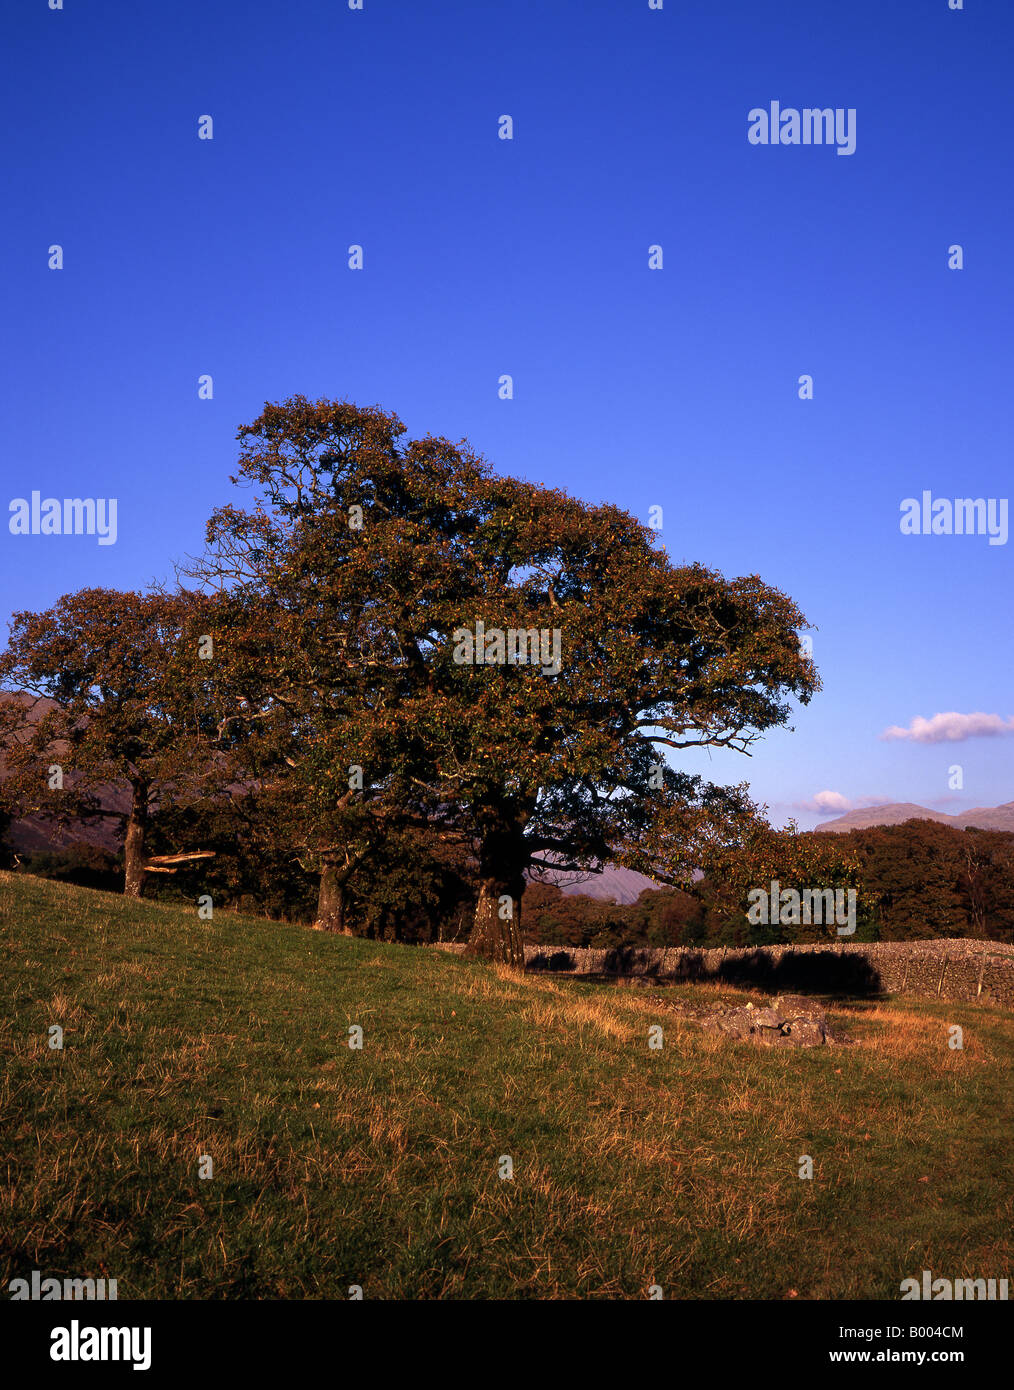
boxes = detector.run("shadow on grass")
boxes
[528,946,884,998]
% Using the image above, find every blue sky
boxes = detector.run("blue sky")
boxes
[2,0,1011,828]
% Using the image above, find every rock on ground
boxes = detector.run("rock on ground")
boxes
[698,995,854,1047]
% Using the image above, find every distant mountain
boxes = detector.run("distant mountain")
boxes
[545,865,662,905]
[817,800,1014,834]
[953,802,1014,832]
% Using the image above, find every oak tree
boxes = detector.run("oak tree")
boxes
[194,396,819,963]
[0,588,227,897]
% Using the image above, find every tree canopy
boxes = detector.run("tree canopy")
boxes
[0,588,227,896]
[189,396,820,961]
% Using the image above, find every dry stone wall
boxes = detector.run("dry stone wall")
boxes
[437,937,1014,1008]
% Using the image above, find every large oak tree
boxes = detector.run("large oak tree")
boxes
[194,396,819,962]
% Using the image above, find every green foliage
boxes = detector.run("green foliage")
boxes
[844,821,1014,944]
[0,588,234,895]
[695,820,877,946]
[190,396,819,958]
[522,882,706,950]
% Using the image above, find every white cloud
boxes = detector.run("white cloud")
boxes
[880,712,1014,744]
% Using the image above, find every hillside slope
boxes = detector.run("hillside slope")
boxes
[818,799,1014,833]
[1,871,1011,1299]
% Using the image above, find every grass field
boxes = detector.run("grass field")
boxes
[1,869,1011,1300]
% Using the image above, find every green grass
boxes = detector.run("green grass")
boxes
[1,870,1011,1300]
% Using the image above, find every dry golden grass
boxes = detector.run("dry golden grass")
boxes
[3,870,1012,1299]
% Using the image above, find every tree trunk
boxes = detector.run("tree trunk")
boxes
[123,780,149,899]
[314,856,350,933]
[465,832,526,966]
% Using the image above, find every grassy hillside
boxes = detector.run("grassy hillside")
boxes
[1,870,1011,1300]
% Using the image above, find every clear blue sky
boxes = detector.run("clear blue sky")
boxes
[2,0,1011,828]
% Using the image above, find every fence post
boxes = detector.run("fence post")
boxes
[937,957,949,997]
[977,954,986,999]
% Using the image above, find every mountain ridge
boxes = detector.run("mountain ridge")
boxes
[816,800,1014,833]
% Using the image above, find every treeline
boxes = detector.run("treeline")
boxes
[526,820,1014,947]
[835,820,1014,942]
[6,815,1013,947]
[1,800,478,945]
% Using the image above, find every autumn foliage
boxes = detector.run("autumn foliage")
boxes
[2,396,830,958]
